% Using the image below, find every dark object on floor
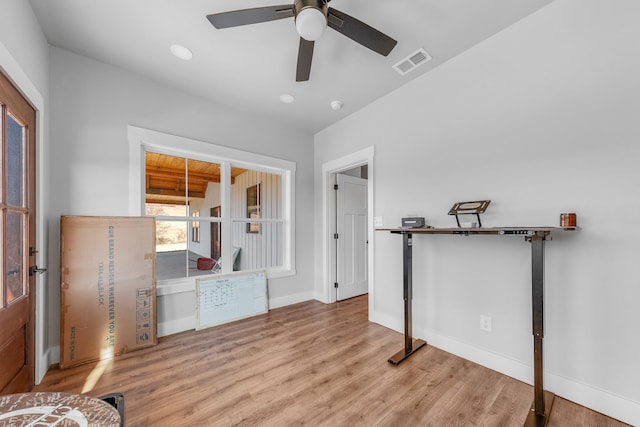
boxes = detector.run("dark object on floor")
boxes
[99,392,125,427]
[197,257,216,270]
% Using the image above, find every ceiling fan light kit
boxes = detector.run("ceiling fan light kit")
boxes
[294,0,328,41]
[207,0,397,82]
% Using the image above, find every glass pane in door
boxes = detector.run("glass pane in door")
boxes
[6,113,25,208]
[5,211,25,303]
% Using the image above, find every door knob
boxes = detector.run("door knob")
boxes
[29,265,47,276]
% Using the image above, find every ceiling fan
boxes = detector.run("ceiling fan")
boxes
[207,0,397,82]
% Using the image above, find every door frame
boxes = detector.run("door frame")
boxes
[0,43,48,384]
[321,146,374,307]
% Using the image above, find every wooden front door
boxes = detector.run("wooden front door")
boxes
[0,71,37,393]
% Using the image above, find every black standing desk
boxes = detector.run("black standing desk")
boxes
[378,226,578,427]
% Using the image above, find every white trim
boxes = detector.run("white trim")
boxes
[283,168,295,274]
[156,278,194,296]
[320,147,375,313]
[127,125,296,275]
[49,346,60,368]
[263,267,296,279]
[268,290,314,309]
[0,40,48,384]
[158,316,195,337]
[220,161,232,273]
[0,43,45,116]
[546,373,640,427]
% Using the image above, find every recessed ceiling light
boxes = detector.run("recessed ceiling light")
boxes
[280,94,295,104]
[170,44,193,61]
[330,100,343,111]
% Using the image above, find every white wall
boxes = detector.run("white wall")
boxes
[314,0,640,424]
[48,47,315,356]
[0,0,51,382]
[0,1,49,94]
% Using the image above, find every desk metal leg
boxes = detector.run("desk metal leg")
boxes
[388,232,427,365]
[524,233,555,426]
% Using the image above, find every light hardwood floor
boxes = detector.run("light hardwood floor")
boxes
[34,296,628,426]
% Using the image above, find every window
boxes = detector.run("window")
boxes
[144,153,222,280]
[129,126,296,282]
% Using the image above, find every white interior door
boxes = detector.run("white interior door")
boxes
[336,174,368,301]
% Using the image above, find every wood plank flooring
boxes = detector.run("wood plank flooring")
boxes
[33,296,629,426]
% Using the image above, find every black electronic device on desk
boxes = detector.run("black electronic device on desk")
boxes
[401,217,427,228]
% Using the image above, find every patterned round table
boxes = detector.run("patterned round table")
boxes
[0,392,120,427]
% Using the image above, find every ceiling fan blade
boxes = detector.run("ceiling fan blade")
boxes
[296,38,314,82]
[207,5,294,29]
[327,8,397,56]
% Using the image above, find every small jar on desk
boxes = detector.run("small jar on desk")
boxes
[560,213,577,227]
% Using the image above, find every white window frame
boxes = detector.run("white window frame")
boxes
[127,126,296,281]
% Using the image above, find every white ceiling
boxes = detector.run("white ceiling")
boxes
[28,0,554,133]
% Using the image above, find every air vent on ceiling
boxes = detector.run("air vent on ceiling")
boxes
[393,48,432,76]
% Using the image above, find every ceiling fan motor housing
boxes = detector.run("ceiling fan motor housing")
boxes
[294,0,329,41]
[294,0,329,15]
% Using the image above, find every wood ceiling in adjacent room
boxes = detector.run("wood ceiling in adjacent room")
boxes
[145,152,245,205]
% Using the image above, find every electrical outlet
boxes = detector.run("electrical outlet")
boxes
[374,216,383,227]
[480,315,492,332]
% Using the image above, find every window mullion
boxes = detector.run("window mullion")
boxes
[220,161,232,274]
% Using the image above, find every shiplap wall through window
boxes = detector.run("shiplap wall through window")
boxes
[231,170,283,271]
